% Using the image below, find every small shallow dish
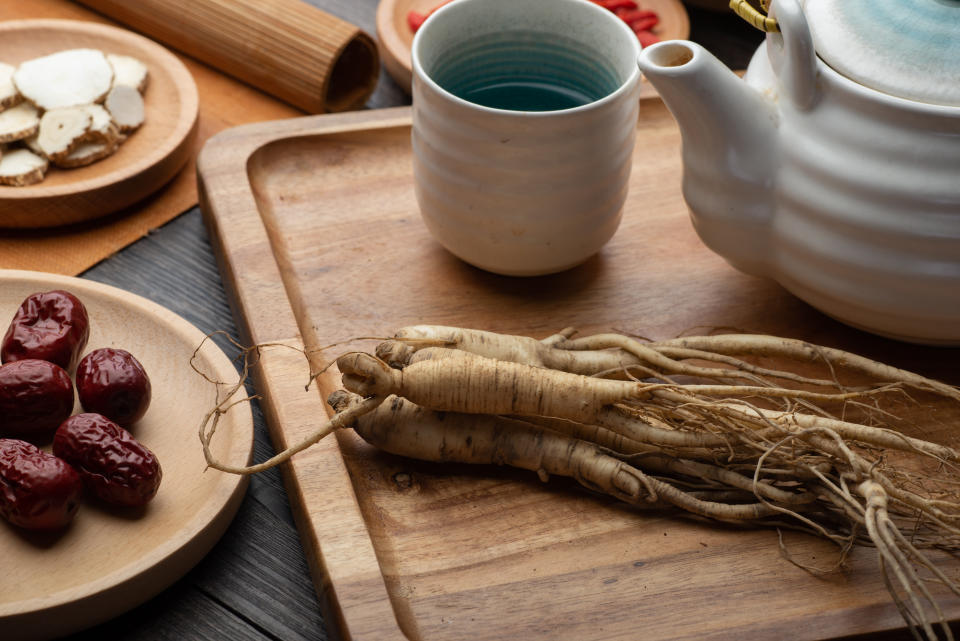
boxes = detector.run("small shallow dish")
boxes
[0,20,199,229]
[376,0,690,96]
[0,269,253,641]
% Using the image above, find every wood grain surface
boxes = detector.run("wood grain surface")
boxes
[375,0,691,96]
[75,0,379,113]
[0,19,198,229]
[198,102,960,640]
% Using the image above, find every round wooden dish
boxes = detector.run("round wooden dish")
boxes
[376,0,691,95]
[0,270,253,640]
[0,20,199,229]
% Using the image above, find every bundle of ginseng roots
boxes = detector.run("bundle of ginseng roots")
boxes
[200,326,960,640]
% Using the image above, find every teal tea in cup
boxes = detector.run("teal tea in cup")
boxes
[427,30,625,111]
[411,0,642,276]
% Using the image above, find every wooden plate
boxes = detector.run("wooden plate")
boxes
[0,20,199,229]
[376,0,691,96]
[0,270,253,640]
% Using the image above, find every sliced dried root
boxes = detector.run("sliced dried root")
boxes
[1,50,146,186]
[104,85,144,134]
[0,102,39,143]
[0,62,22,111]
[0,148,48,186]
[21,133,44,157]
[47,104,122,168]
[12,48,113,111]
[53,140,119,169]
[79,104,119,144]
[107,54,149,93]
[36,106,92,160]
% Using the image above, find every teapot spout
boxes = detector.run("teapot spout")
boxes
[639,41,778,276]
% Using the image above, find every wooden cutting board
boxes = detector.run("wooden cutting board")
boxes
[197,101,960,641]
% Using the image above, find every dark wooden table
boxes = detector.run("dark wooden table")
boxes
[70,3,764,640]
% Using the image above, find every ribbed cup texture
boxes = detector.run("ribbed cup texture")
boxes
[429,31,621,111]
[413,70,639,275]
[410,0,641,276]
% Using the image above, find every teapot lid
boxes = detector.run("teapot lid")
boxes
[803,0,960,106]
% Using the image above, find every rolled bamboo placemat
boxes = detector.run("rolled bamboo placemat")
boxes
[74,0,379,113]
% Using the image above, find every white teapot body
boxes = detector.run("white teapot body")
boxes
[639,0,960,344]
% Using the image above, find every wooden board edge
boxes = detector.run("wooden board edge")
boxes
[197,106,414,166]
[252,346,410,641]
[197,116,414,641]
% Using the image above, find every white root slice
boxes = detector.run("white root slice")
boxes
[0,62,23,111]
[79,104,119,144]
[0,102,40,143]
[22,133,44,157]
[53,140,118,168]
[0,148,48,186]
[104,85,144,133]
[37,106,92,160]
[13,49,113,110]
[107,54,149,93]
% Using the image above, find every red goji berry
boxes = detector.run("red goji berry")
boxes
[635,30,660,47]
[593,0,639,10]
[631,16,660,32]
[617,8,658,22]
[408,11,427,32]
[407,0,456,33]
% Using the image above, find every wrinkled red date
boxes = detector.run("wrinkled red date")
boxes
[0,359,75,443]
[53,413,161,507]
[0,439,83,530]
[77,348,151,426]
[2,290,90,371]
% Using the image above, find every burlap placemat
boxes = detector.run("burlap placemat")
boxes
[0,0,301,275]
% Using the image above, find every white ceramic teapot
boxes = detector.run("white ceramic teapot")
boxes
[638,0,960,344]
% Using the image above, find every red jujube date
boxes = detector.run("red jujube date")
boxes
[0,439,83,530]
[76,348,151,426]
[0,359,75,443]
[53,413,161,507]
[2,290,90,371]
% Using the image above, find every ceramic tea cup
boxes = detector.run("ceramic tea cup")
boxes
[411,0,642,276]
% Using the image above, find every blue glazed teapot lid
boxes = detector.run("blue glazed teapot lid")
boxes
[803,0,960,106]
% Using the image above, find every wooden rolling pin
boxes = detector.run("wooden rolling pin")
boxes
[75,0,379,113]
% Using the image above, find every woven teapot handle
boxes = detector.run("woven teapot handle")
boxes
[730,0,779,32]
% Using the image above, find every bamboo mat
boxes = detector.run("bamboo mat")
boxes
[0,0,301,275]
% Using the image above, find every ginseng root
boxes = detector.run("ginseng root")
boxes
[328,390,778,521]
[376,325,642,374]
[199,325,960,640]
[337,350,651,423]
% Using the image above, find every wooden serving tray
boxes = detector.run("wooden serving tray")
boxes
[197,102,960,641]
